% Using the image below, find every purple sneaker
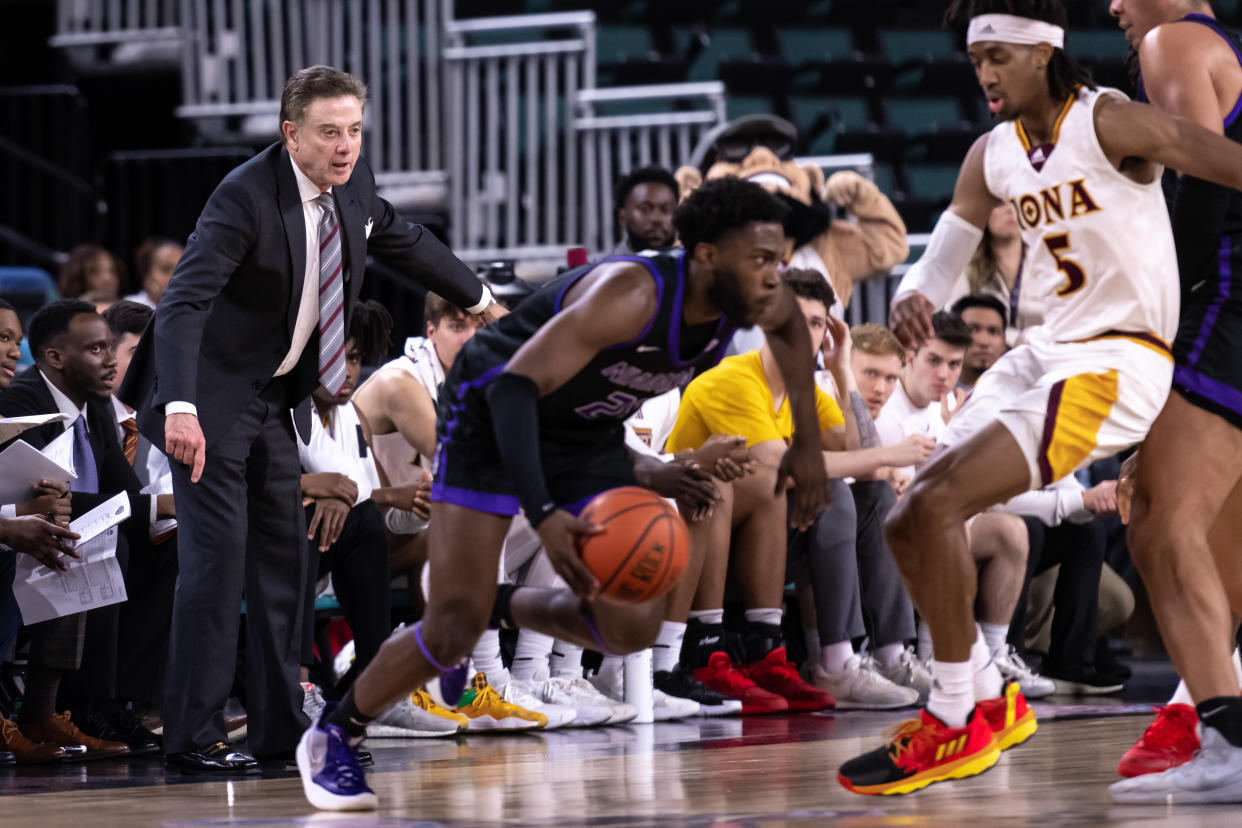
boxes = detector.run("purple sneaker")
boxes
[295,704,377,811]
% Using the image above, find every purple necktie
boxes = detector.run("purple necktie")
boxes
[70,415,98,494]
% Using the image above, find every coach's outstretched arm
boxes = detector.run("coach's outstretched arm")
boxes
[484,262,660,599]
[759,282,832,528]
[889,135,1001,348]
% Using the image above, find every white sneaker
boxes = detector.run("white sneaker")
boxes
[545,675,638,724]
[501,680,578,730]
[1111,727,1242,803]
[873,646,933,703]
[366,696,463,738]
[813,656,920,710]
[302,682,327,723]
[992,646,1056,700]
[653,689,699,721]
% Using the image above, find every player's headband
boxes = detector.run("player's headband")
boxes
[967,14,1065,49]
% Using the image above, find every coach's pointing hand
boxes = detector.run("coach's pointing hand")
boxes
[537,510,604,600]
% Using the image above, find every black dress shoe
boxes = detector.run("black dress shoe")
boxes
[165,742,259,772]
[78,710,161,755]
[109,709,162,754]
[0,749,14,766]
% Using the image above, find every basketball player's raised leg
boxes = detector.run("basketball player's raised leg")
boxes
[885,423,1030,668]
[351,501,513,718]
[1128,393,1242,705]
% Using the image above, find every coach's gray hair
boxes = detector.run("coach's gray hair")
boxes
[280,65,368,134]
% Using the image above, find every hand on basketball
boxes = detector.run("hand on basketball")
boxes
[890,291,936,350]
[689,434,753,482]
[166,412,206,483]
[776,439,831,530]
[536,510,604,600]
[1117,450,1139,525]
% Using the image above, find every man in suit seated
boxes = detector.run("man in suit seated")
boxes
[0,299,175,758]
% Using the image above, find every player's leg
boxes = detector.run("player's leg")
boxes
[297,501,511,811]
[1128,393,1242,705]
[1112,394,1242,803]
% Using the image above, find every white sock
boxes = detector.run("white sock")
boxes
[1166,648,1242,706]
[471,630,510,689]
[971,625,1004,701]
[928,659,974,728]
[652,621,687,674]
[688,609,724,625]
[744,607,783,626]
[549,640,584,679]
[980,621,1009,656]
[1169,679,1194,706]
[510,629,554,682]
[917,620,933,662]
[874,642,907,669]
[820,641,855,675]
[803,628,821,671]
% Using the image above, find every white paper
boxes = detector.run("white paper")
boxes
[141,472,177,540]
[11,526,128,625]
[68,491,132,547]
[41,427,75,472]
[0,413,68,444]
[0,439,76,505]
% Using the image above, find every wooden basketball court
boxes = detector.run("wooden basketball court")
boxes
[4,690,1239,827]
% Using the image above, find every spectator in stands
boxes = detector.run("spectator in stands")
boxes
[609,166,679,256]
[950,293,1008,390]
[57,244,125,305]
[0,299,180,759]
[117,65,497,772]
[945,204,1039,343]
[125,237,183,309]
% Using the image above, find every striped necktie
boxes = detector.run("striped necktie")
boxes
[121,417,139,465]
[315,192,347,395]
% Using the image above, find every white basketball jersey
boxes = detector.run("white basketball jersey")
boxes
[983,87,1179,345]
[368,344,439,488]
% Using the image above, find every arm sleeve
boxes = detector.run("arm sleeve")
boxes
[893,211,985,311]
[483,372,557,527]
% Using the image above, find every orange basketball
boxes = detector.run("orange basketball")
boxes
[577,486,690,603]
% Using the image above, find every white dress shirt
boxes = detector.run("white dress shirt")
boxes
[111,396,176,536]
[166,156,329,418]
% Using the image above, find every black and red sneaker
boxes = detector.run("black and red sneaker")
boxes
[838,707,1000,795]
[741,647,835,712]
[692,651,788,715]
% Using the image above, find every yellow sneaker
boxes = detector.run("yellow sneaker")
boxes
[456,673,547,731]
[412,688,469,731]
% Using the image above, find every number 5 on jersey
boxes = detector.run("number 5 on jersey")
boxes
[1043,232,1086,297]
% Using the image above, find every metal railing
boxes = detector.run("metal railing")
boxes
[442,11,596,263]
[51,0,182,46]
[576,82,725,255]
[176,0,443,185]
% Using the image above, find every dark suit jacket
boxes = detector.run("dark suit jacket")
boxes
[118,141,483,448]
[0,367,153,527]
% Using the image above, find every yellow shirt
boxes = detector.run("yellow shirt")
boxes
[667,350,844,452]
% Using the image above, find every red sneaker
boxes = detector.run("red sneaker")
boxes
[692,651,788,715]
[838,707,1000,795]
[976,681,1038,751]
[1116,703,1199,778]
[742,647,835,712]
